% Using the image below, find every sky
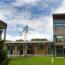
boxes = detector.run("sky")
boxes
[0,0,65,41]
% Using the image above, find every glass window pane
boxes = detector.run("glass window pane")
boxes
[54,35,65,42]
[0,29,3,40]
[54,20,65,28]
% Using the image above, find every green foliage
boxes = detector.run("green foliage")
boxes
[1,47,8,60]
[0,40,8,65]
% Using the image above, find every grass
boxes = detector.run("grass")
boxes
[8,56,65,65]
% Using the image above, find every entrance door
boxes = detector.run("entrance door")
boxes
[27,50,34,54]
[18,45,23,55]
[8,45,14,55]
[20,50,23,55]
[56,46,64,56]
[27,44,34,54]
[64,48,65,56]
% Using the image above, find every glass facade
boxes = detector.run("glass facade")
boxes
[0,29,5,40]
[0,29,3,40]
[53,15,65,56]
[56,46,64,56]
[54,35,65,42]
[54,19,65,42]
[53,20,65,28]
[0,29,2,40]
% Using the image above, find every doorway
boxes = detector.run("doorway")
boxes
[56,46,64,56]
[27,44,34,54]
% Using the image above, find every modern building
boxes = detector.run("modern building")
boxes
[53,14,65,56]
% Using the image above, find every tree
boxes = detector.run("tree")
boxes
[0,40,8,65]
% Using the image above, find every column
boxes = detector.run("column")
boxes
[4,29,6,41]
[54,45,56,56]
[63,46,64,56]
[3,29,7,48]
[23,43,27,56]
[33,44,35,55]
[35,44,38,55]
[45,43,48,55]
[13,44,18,56]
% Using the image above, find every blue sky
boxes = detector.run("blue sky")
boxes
[0,0,65,41]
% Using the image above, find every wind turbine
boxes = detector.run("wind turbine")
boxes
[16,24,35,41]
[22,25,29,41]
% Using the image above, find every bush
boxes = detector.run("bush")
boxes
[1,47,8,60]
[0,40,8,65]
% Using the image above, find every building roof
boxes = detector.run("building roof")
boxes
[5,41,53,44]
[0,20,7,29]
[53,14,65,20]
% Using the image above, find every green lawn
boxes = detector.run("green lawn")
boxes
[8,56,65,65]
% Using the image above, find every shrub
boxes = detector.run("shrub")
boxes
[0,40,8,65]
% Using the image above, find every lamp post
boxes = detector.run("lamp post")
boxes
[51,42,54,64]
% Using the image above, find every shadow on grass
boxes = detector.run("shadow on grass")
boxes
[2,58,11,65]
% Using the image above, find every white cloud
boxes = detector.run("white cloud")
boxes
[6,30,52,41]
[6,34,24,41]
[0,11,53,41]
[6,35,14,41]
[14,0,40,6]
[5,15,53,41]
[0,0,55,41]
[16,0,38,3]
[0,6,15,23]
[0,13,5,20]
[6,15,53,32]
[53,0,65,13]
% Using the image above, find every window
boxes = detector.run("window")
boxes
[38,44,44,49]
[54,35,65,42]
[0,29,3,40]
[56,36,63,42]
[54,20,65,28]
[56,46,64,56]
[28,45,33,50]
[8,44,14,55]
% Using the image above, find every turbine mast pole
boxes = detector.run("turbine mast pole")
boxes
[24,25,29,42]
